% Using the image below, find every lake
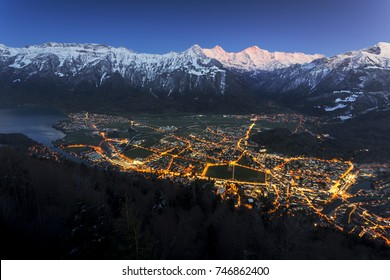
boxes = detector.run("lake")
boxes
[0,108,67,146]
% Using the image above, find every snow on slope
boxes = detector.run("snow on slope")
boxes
[5,43,219,77]
[2,42,389,98]
[2,42,325,76]
[260,42,390,93]
[322,42,390,71]
[203,45,324,71]
[377,42,390,57]
[3,42,389,76]
[0,43,231,94]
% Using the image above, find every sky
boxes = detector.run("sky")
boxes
[0,0,389,56]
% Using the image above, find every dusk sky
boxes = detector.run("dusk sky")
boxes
[1,0,389,56]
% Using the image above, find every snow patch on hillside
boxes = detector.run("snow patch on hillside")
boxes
[324,103,347,112]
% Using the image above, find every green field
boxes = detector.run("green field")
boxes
[206,164,265,183]
[61,130,101,146]
[234,165,265,182]
[124,147,153,159]
[139,134,163,147]
[205,165,232,179]
[139,115,250,128]
[255,120,297,131]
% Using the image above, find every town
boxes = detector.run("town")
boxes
[47,112,390,247]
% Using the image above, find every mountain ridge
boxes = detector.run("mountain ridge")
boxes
[0,41,389,117]
[203,44,324,71]
[0,42,325,71]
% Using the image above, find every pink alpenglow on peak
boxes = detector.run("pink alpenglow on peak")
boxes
[203,45,324,71]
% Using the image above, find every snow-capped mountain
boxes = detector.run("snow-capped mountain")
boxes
[0,41,389,116]
[0,43,228,94]
[203,45,323,71]
[257,42,390,91]
[0,42,322,95]
[253,42,390,118]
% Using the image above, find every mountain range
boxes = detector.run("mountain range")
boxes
[0,42,389,118]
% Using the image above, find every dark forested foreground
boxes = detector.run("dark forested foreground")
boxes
[1,145,390,260]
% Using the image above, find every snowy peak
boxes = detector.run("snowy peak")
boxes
[1,41,390,116]
[203,45,323,71]
[187,44,203,52]
[186,44,206,57]
[255,42,390,103]
[361,42,390,58]
[324,42,390,71]
[242,45,262,54]
[23,42,133,55]
[0,42,228,95]
[2,42,216,74]
[374,42,390,57]
[2,42,325,72]
[211,45,225,52]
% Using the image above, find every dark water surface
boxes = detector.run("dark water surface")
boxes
[0,108,67,146]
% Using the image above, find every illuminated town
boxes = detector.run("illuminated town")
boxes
[47,112,390,247]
